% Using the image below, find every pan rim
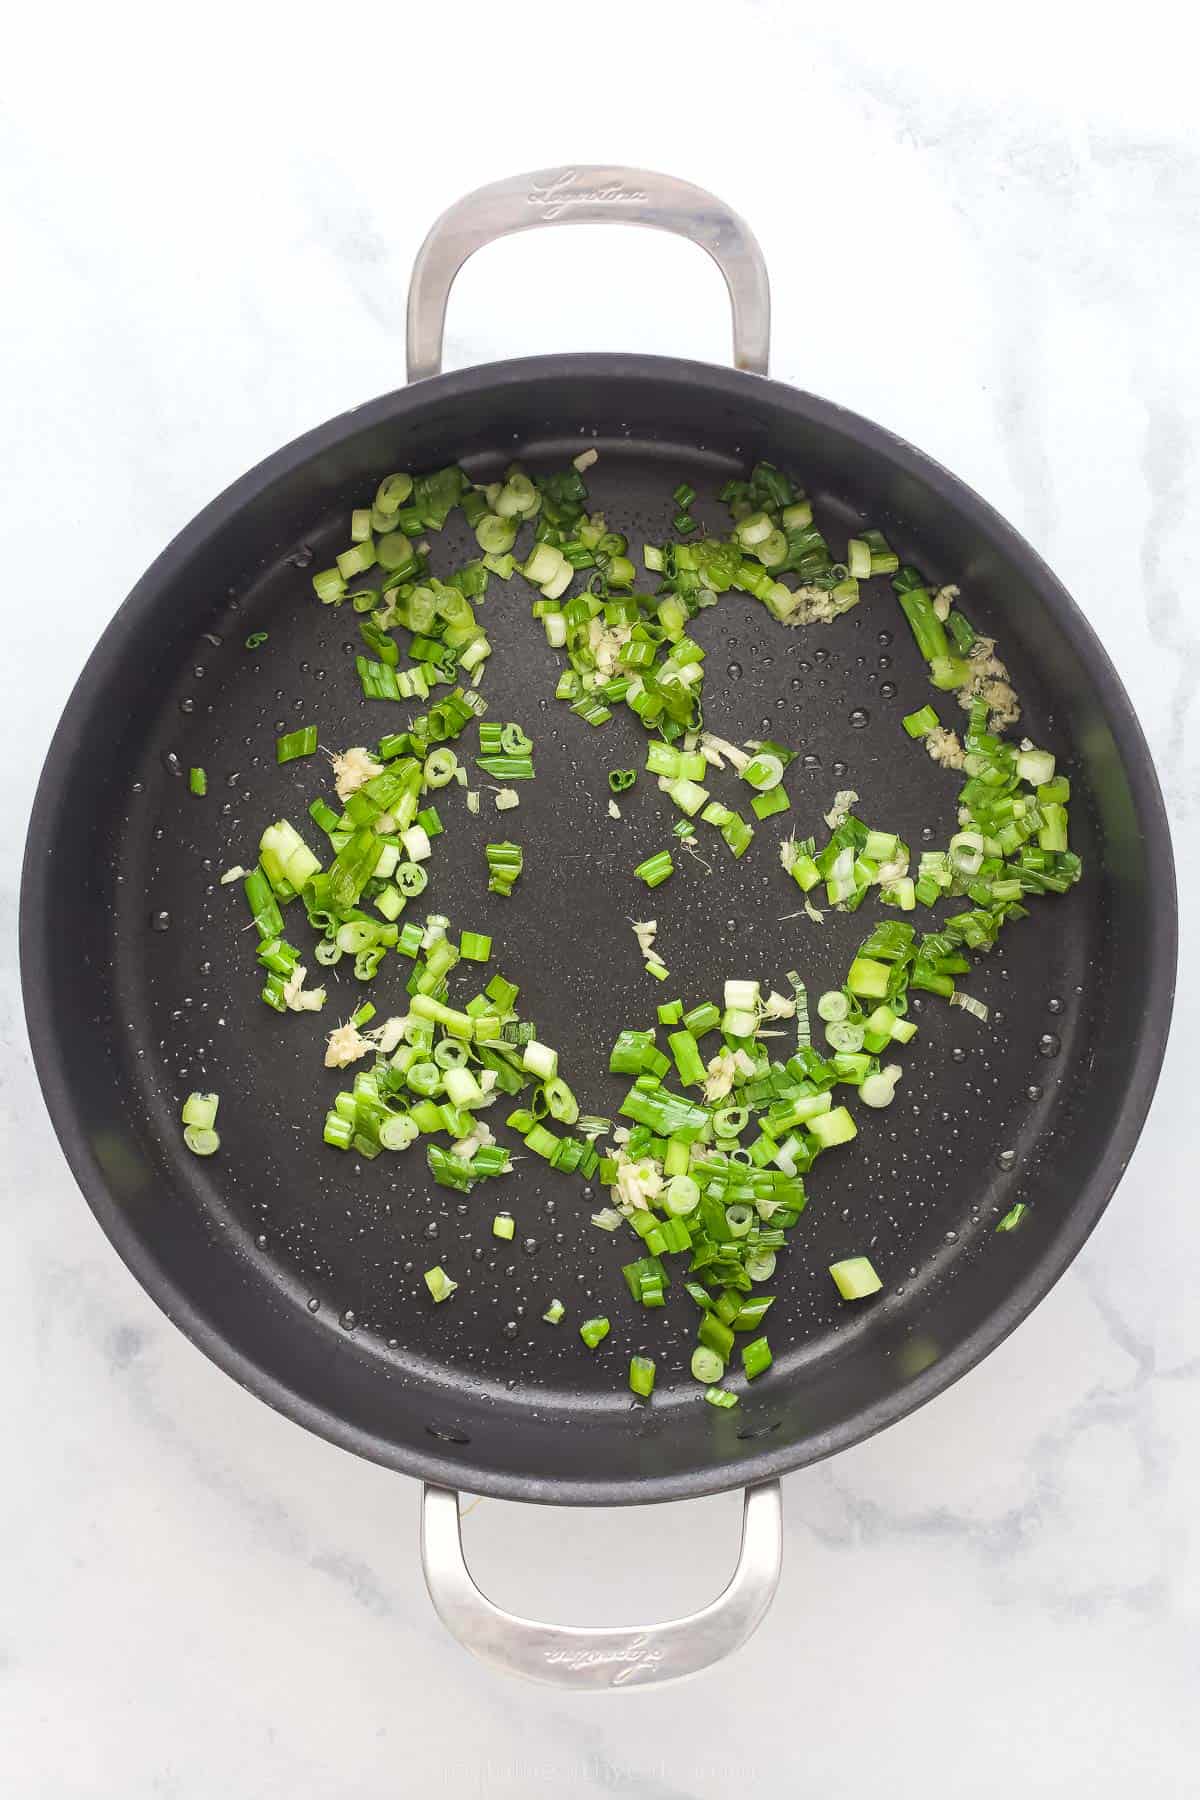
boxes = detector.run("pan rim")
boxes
[20,352,1178,1505]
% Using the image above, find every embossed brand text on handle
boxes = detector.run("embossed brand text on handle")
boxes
[527,170,650,222]
[543,1634,665,1686]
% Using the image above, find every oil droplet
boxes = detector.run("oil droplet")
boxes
[727,663,742,679]
[151,910,171,931]
[472,1245,485,1260]
[522,1237,539,1255]
[996,1149,1016,1171]
[831,760,847,777]
[164,751,182,778]
[879,682,897,698]
[813,648,829,663]
[131,781,144,794]
[950,1046,966,1063]
[1038,1033,1061,1058]
[199,961,212,976]
[944,1231,958,1243]
[291,546,314,568]
[179,697,195,714]
[878,654,892,669]
[255,1233,269,1249]
[1047,997,1064,1014]
[502,1320,520,1338]
[790,676,802,690]
[193,665,206,680]
[340,1310,357,1331]
[802,753,821,769]
[849,708,870,729]
[153,826,165,841]
[877,630,893,646]
[1026,1084,1043,1101]
[424,1220,440,1238]
[921,825,935,841]
[307,1297,320,1313]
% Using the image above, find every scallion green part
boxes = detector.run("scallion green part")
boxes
[629,1354,656,1397]
[995,1202,1028,1233]
[829,1256,882,1300]
[423,1265,458,1303]
[276,727,318,764]
[634,850,674,889]
[579,1316,611,1348]
[188,767,207,796]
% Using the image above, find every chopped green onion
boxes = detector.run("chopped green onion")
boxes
[485,841,523,896]
[628,1355,656,1398]
[181,1092,219,1131]
[188,766,207,796]
[808,1107,858,1149]
[743,753,784,791]
[244,631,269,650]
[634,850,674,889]
[459,931,492,962]
[751,787,790,821]
[860,1066,902,1108]
[691,1345,724,1383]
[903,704,940,738]
[492,1213,515,1240]
[829,1256,882,1300]
[608,768,637,792]
[995,1202,1028,1233]
[579,1316,611,1349]
[542,1298,565,1324]
[276,727,318,764]
[423,1265,458,1303]
[183,1126,220,1156]
[741,1336,773,1379]
[704,1387,739,1409]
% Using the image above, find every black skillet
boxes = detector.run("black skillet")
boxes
[21,168,1176,1687]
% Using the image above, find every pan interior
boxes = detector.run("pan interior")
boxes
[27,363,1157,1501]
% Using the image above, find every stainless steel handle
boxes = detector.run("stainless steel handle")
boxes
[421,1480,782,1690]
[406,165,771,383]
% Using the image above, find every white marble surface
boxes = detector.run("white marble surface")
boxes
[3,4,1198,1794]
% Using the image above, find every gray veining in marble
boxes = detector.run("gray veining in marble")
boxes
[2,3,1197,1794]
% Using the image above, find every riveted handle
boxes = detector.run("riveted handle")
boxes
[421,1480,782,1690]
[406,165,771,383]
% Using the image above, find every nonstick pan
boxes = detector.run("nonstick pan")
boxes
[21,168,1177,1688]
